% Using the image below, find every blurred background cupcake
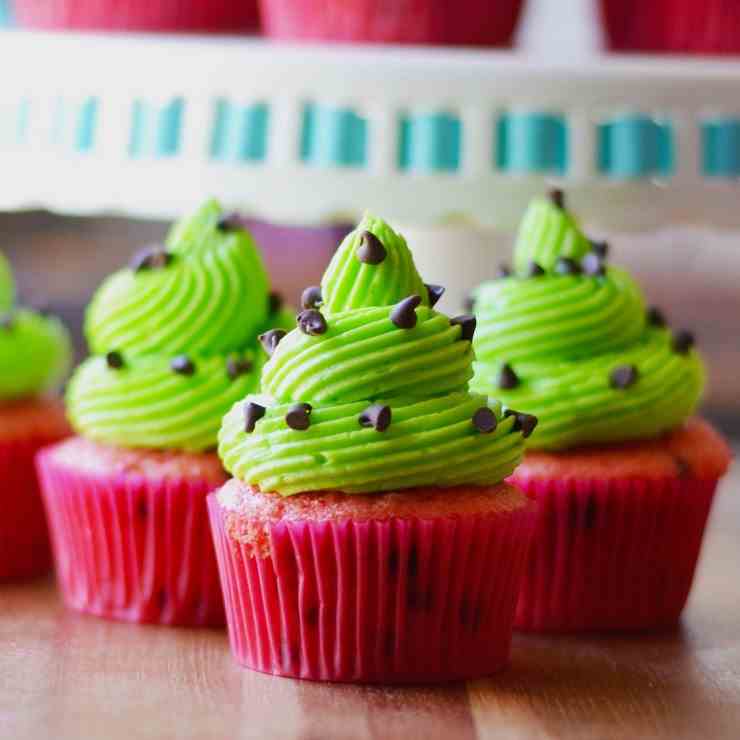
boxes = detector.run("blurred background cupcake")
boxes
[469,191,732,632]
[11,0,259,32]
[36,201,291,626]
[0,249,71,581]
[260,0,525,46]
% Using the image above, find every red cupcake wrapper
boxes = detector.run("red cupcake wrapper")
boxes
[37,448,225,627]
[259,0,523,47]
[13,0,259,32]
[510,474,720,632]
[0,436,63,581]
[209,492,534,683]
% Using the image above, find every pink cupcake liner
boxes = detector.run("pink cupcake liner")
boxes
[37,447,225,627]
[13,0,259,33]
[510,474,720,632]
[260,0,524,47]
[0,436,60,581]
[209,492,535,683]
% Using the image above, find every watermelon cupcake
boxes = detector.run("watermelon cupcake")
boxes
[36,201,291,627]
[0,251,72,581]
[600,0,740,55]
[210,214,537,683]
[260,0,525,47]
[12,0,259,33]
[469,190,732,632]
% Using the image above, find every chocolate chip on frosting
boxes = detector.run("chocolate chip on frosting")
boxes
[301,285,323,310]
[549,188,565,209]
[391,295,422,329]
[527,261,545,278]
[582,253,606,277]
[105,350,124,369]
[171,355,196,376]
[590,240,609,259]
[356,230,386,264]
[672,330,695,355]
[286,403,312,431]
[244,401,266,433]
[450,314,476,341]
[226,356,253,380]
[610,364,639,389]
[0,313,14,331]
[359,403,391,432]
[504,409,538,438]
[554,257,582,276]
[130,245,173,273]
[472,407,497,434]
[425,284,445,308]
[497,264,512,279]
[216,213,241,232]
[498,363,519,389]
[646,306,667,327]
[297,309,328,336]
[268,292,283,315]
[259,329,286,356]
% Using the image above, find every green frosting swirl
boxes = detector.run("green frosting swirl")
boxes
[470,193,704,451]
[68,201,289,452]
[219,214,529,497]
[0,250,71,400]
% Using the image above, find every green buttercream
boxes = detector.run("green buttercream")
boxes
[219,215,528,496]
[68,201,289,452]
[0,250,14,311]
[513,196,592,274]
[470,195,704,451]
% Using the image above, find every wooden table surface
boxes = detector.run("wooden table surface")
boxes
[1,457,738,740]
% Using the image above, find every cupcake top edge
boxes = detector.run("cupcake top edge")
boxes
[219,213,533,497]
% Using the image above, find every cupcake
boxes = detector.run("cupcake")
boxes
[0,250,72,581]
[600,0,740,55]
[36,201,291,626]
[260,0,525,47]
[470,190,732,632]
[12,0,259,33]
[209,214,537,683]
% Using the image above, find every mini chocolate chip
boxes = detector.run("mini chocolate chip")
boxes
[504,409,538,438]
[0,313,14,331]
[497,264,512,279]
[129,245,173,272]
[554,257,581,275]
[610,364,639,389]
[450,314,476,341]
[216,213,241,232]
[356,230,386,264]
[286,403,311,431]
[425,283,445,308]
[259,329,286,356]
[672,330,695,355]
[472,407,497,434]
[463,295,475,313]
[268,292,283,315]
[244,401,266,433]
[498,363,519,389]
[301,285,323,310]
[105,350,124,370]
[590,240,610,258]
[582,253,606,277]
[390,295,421,329]
[646,306,667,327]
[171,355,195,376]
[549,188,565,209]
[527,261,545,277]
[359,404,391,432]
[226,356,253,380]
[297,309,327,336]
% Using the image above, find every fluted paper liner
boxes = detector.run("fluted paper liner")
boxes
[209,492,535,683]
[37,448,225,627]
[511,474,720,633]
